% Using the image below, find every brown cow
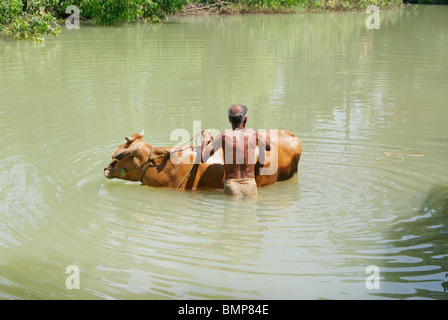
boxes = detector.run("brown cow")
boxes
[103,129,302,190]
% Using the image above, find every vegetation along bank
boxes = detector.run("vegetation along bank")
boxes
[1,0,446,41]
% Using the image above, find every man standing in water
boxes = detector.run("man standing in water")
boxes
[201,104,270,197]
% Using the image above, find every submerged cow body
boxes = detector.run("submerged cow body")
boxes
[104,129,302,190]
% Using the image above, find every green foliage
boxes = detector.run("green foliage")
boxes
[0,1,22,26]
[0,0,61,41]
[230,0,402,10]
[190,0,402,11]
[0,0,187,40]
[408,0,448,3]
[69,0,143,23]
[67,0,188,24]
[141,0,187,22]
[0,0,407,41]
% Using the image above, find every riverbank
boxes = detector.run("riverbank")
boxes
[0,0,410,41]
[177,0,405,16]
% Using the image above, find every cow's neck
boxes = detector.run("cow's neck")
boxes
[139,144,174,186]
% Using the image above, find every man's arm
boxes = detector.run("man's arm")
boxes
[201,130,223,163]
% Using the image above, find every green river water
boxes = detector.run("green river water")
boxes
[0,5,447,299]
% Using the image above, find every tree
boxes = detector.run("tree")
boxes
[0,0,61,41]
[0,0,188,41]
[66,0,188,24]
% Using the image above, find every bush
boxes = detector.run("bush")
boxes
[67,0,188,24]
[0,0,406,41]
[0,0,188,40]
[404,0,448,3]
[141,0,188,22]
[0,0,61,41]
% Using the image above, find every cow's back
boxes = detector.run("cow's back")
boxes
[277,129,302,180]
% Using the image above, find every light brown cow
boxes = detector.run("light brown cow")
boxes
[104,129,302,190]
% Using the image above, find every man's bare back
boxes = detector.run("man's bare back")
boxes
[221,129,257,179]
[201,105,270,196]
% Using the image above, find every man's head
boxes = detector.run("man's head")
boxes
[228,104,248,128]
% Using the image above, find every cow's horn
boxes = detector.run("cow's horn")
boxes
[125,136,135,143]
[112,148,129,160]
[140,129,144,137]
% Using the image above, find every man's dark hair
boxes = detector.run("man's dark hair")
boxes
[228,105,248,126]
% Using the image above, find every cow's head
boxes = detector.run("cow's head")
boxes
[104,130,150,181]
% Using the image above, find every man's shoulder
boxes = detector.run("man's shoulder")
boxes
[222,129,256,135]
[246,128,258,136]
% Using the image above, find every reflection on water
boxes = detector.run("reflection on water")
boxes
[367,183,448,299]
[0,5,448,299]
